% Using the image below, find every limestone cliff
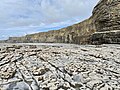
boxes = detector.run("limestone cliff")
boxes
[3,0,120,44]
[93,0,120,32]
[6,17,96,44]
[91,0,120,44]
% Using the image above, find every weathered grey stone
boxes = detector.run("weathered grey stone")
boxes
[0,43,120,90]
[6,82,30,90]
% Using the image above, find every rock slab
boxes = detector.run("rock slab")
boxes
[0,43,120,90]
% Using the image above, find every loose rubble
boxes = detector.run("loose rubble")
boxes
[0,43,120,90]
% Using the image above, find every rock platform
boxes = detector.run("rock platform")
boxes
[0,43,120,90]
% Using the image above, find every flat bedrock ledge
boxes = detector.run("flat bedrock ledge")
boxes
[0,43,120,90]
[90,30,120,44]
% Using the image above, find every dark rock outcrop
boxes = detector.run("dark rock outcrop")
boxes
[91,30,120,44]
[93,0,120,32]
[90,0,120,44]
[1,0,120,44]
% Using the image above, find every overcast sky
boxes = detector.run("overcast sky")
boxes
[0,0,99,40]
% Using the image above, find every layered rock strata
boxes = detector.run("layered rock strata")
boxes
[93,0,120,32]
[90,0,120,44]
[91,30,120,44]
[6,17,95,44]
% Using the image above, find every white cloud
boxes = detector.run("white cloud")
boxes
[0,0,99,39]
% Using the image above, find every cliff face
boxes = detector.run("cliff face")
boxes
[7,17,96,44]
[91,0,120,44]
[4,0,120,44]
[93,0,120,32]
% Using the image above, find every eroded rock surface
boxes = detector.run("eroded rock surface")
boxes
[0,43,120,90]
[90,30,120,44]
[91,0,120,44]
[93,0,120,32]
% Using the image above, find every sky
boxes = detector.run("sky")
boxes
[0,0,99,40]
